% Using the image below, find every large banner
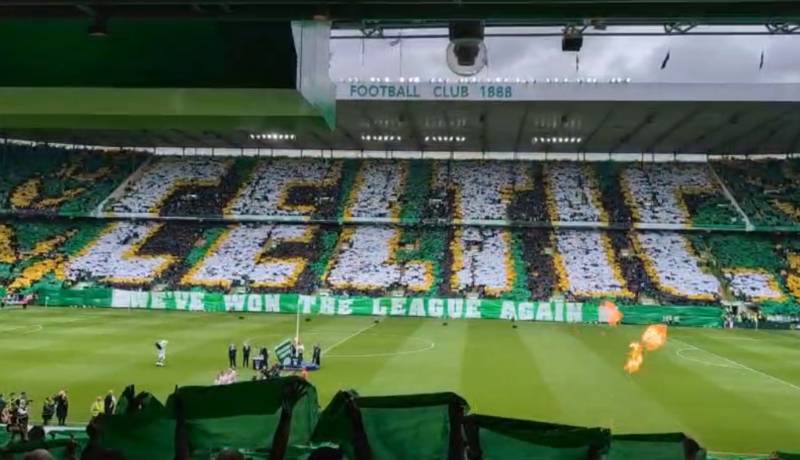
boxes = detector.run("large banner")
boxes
[36,287,723,327]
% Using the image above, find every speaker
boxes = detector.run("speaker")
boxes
[562,33,583,52]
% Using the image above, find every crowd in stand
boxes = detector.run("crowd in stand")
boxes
[546,163,606,222]
[0,217,797,306]
[183,224,314,290]
[1,143,796,229]
[553,230,629,298]
[2,150,800,307]
[104,157,232,215]
[92,157,742,227]
[227,158,341,218]
[635,232,722,301]
[66,221,171,285]
[1,390,70,442]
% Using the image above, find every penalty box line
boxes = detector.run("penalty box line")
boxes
[670,336,800,393]
[322,322,379,356]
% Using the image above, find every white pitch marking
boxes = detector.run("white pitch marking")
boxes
[671,336,800,393]
[713,335,761,342]
[675,347,737,369]
[0,324,43,335]
[327,337,436,359]
[322,322,378,356]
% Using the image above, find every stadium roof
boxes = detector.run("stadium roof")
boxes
[2,0,799,26]
[5,82,800,155]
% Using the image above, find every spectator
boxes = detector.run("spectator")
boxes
[90,396,104,418]
[55,390,69,425]
[23,449,54,460]
[215,449,245,460]
[104,390,116,415]
[41,396,55,426]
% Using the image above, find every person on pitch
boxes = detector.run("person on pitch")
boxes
[260,346,269,369]
[297,341,305,366]
[228,343,237,368]
[242,342,251,368]
[155,340,168,367]
[312,343,321,366]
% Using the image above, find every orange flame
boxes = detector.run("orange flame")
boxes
[602,300,623,327]
[623,342,644,374]
[641,324,668,351]
[623,324,669,374]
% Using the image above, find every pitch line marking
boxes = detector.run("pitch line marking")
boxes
[675,348,737,369]
[0,324,43,335]
[671,337,800,393]
[322,322,378,356]
[327,337,436,358]
[713,335,761,342]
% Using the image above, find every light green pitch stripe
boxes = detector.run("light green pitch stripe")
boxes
[460,319,562,420]
[659,332,800,453]
[557,323,794,453]
[673,328,800,390]
[335,318,433,397]
[2,309,800,454]
[525,323,683,433]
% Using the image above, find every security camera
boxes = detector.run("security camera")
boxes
[446,21,487,76]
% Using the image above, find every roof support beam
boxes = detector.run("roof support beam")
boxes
[676,112,742,153]
[578,110,614,153]
[644,107,702,152]
[788,126,800,154]
[479,110,489,153]
[403,103,424,152]
[743,126,782,155]
[707,108,795,153]
[609,113,655,153]
[513,105,531,153]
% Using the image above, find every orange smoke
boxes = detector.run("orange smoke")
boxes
[623,324,669,374]
[641,324,668,351]
[623,342,644,374]
[602,301,623,327]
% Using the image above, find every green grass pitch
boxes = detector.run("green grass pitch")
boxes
[2,307,800,455]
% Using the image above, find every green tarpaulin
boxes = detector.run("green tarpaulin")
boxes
[469,414,610,460]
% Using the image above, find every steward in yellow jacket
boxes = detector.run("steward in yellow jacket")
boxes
[90,397,104,418]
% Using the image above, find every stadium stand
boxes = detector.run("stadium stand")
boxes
[2,145,800,316]
[0,144,143,216]
[0,146,753,227]
[1,218,800,313]
[715,159,800,228]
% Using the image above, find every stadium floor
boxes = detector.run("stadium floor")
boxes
[2,308,800,455]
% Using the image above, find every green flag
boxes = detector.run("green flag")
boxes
[275,339,293,362]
